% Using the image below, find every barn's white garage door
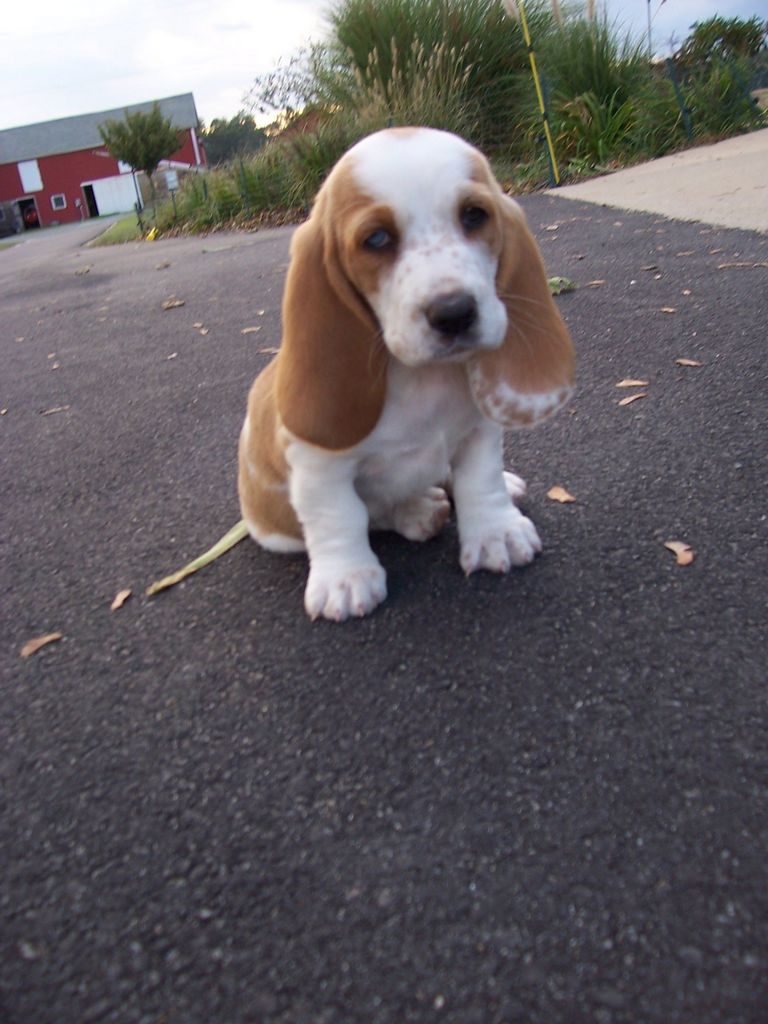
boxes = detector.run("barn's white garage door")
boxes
[86,174,138,215]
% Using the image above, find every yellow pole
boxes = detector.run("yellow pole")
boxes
[516,0,561,185]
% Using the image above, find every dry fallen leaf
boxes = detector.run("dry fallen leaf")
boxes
[20,633,63,658]
[241,326,262,335]
[659,307,677,314]
[616,379,649,388]
[75,266,91,276]
[193,322,204,328]
[586,279,606,288]
[161,298,185,310]
[664,540,694,566]
[618,393,647,406]
[41,405,70,416]
[547,486,576,503]
[199,328,209,336]
[675,358,702,367]
[110,589,132,612]
[717,261,768,270]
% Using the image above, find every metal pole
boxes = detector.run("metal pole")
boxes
[517,0,561,185]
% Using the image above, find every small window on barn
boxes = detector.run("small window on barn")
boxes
[51,194,67,211]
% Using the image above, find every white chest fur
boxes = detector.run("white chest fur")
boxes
[354,360,486,518]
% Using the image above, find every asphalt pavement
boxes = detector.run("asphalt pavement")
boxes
[1,138,767,1023]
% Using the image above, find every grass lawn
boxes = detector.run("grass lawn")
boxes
[88,216,146,246]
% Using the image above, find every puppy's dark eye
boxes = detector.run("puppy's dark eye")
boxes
[363,228,394,251]
[461,206,488,231]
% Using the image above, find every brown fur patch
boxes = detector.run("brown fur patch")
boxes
[466,157,575,425]
[274,169,390,451]
[238,360,302,541]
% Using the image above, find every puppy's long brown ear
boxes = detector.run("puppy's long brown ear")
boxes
[467,195,575,427]
[275,187,387,451]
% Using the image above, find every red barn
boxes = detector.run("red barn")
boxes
[0,93,206,231]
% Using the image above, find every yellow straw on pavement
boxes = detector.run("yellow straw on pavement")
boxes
[146,520,249,596]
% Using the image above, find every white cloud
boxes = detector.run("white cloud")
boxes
[0,0,326,130]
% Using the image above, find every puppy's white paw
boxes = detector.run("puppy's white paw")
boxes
[503,470,527,503]
[460,508,542,575]
[392,487,451,542]
[304,560,387,622]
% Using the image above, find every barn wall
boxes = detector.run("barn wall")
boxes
[0,128,202,227]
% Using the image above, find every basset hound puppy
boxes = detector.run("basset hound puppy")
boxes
[238,127,574,621]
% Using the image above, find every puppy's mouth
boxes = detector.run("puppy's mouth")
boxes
[428,333,482,362]
[383,289,504,366]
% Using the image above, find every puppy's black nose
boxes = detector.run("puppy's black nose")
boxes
[425,291,478,337]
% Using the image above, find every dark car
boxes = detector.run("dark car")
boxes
[0,201,23,238]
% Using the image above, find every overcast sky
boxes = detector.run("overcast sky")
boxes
[1,0,766,132]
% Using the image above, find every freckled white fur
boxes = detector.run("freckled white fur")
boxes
[467,369,569,426]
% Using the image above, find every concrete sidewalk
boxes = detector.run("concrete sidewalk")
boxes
[553,127,768,232]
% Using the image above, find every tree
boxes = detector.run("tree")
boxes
[676,16,767,67]
[98,103,182,210]
[201,113,266,165]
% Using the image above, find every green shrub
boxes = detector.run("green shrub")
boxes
[541,12,651,170]
[540,12,648,108]
[555,89,637,166]
[684,57,766,137]
[335,39,479,138]
[629,74,689,158]
[319,0,550,152]
[278,118,361,206]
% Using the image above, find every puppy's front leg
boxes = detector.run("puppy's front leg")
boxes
[452,422,542,575]
[287,444,386,621]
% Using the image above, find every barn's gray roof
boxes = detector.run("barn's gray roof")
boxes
[0,93,199,165]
